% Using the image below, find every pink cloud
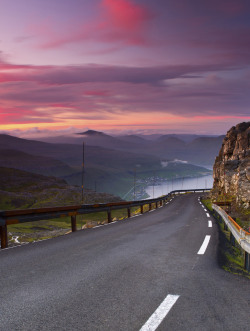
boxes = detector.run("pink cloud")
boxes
[83,90,110,97]
[0,57,250,130]
[0,106,54,125]
[102,0,151,30]
[33,0,153,49]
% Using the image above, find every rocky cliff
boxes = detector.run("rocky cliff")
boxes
[212,122,250,209]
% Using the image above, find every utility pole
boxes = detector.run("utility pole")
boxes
[81,142,85,204]
[134,168,136,201]
[153,173,155,199]
[224,154,226,205]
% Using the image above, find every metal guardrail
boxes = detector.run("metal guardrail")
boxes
[0,188,211,249]
[212,204,250,271]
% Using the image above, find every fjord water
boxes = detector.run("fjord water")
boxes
[145,174,213,199]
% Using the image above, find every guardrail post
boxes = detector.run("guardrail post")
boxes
[149,203,152,211]
[244,252,250,272]
[107,209,112,223]
[155,202,158,209]
[127,208,131,218]
[140,205,144,214]
[224,223,228,231]
[71,216,77,232]
[160,200,163,206]
[0,225,8,249]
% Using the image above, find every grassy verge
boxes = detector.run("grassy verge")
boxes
[216,220,249,279]
[202,199,250,279]
[201,198,213,211]
[7,205,150,246]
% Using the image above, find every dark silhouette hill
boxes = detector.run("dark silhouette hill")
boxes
[0,149,74,177]
[0,167,121,210]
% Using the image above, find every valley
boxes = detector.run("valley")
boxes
[0,131,218,202]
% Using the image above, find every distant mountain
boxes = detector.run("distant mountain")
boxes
[76,129,127,149]
[138,134,163,140]
[32,130,224,166]
[156,136,185,146]
[117,135,148,144]
[77,130,106,136]
[39,130,138,150]
[186,136,225,165]
[0,134,84,166]
[0,149,75,177]
[156,134,217,143]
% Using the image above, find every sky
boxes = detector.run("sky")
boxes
[0,0,250,137]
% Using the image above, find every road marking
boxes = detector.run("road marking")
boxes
[139,294,180,331]
[197,235,211,255]
[204,209,207,212]
[208,220,212,227]
[206,213,210,217]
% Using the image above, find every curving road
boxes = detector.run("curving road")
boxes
[0,194,249,330]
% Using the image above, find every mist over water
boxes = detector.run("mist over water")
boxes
[145,174,213,199]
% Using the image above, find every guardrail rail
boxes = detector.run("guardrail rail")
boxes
[0,188,211,249]
[212,203,250,271]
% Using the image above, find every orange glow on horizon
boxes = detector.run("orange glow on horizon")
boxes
[1,112,249,134]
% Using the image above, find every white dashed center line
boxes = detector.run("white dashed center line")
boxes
[139,294,180,331]
[208,220,212,227]
[197,235,211,255]
[206,213,210,217]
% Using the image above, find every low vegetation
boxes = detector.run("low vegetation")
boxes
[202,198,249,278]
[7,206,147,246]
[0,166,123,246]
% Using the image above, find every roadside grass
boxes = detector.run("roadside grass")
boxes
[217,221,249,279]
[201,199,213,212]
[7,205,149,245]
[202,198,250,279]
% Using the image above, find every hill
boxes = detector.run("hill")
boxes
[186,136,225,165]
[36,130,223,166]
[0,167,122,210]
[0,149,75,177]
[0,134,212,199]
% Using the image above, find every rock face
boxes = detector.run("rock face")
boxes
[212,122,250,209]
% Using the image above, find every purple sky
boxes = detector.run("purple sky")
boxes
[0,0,249,137]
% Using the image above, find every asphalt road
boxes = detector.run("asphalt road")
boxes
[0,193,249,331]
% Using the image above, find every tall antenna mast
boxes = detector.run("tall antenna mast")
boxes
[133,168,136,201]
[81,141,85,204]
